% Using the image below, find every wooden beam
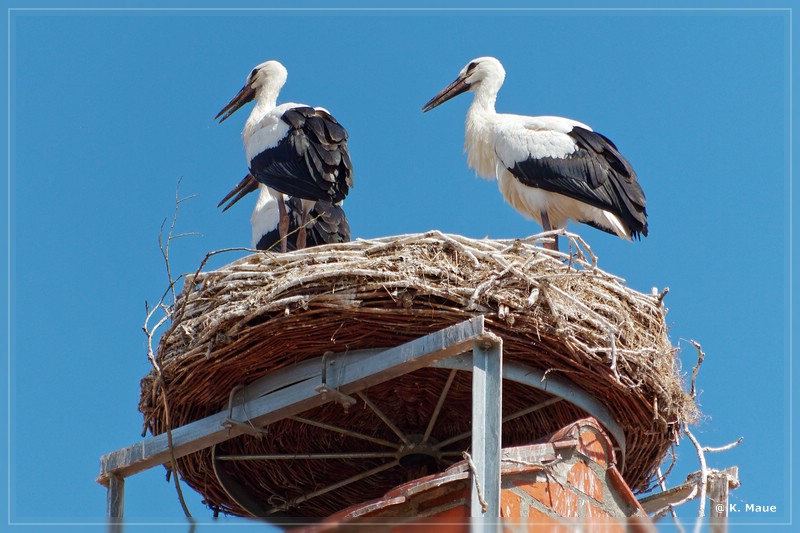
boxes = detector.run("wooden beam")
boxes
[709,471,728,533]
[638,466,739,517]
[638,481,699,515]
[97,316,488,485]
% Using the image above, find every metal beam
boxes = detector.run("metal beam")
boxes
[323,315,488,393]
[97,316,489,486]
[470,337,502,518]
[434,354,627,471]
[215,452,397,460]
[106,473,124,523]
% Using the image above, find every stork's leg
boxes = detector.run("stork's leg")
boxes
[540,211,558,251]
[276,194,289,253]
[296,211,308,250]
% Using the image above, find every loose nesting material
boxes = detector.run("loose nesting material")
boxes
[139,231,698,517]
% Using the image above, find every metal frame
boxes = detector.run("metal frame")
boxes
[470,337,503,517]
[97,315,626,521]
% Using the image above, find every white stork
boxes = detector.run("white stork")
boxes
[218,174,351,252]
[422,57,647,250]
[216,60,353,252]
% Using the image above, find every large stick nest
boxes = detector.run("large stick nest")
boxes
[139,231,698,518]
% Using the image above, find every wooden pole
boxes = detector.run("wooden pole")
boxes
[709,470,730,533]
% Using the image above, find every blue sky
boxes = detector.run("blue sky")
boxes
[3,1,798,531]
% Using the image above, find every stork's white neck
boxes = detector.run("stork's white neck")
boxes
[469,82,499,114]
[242,81,283,145]
[242,98,276,147]
[464,86,500,179]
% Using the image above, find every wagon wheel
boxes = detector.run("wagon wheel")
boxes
[210,359,624,518]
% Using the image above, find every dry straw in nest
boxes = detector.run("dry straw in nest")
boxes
[139,230,698,517]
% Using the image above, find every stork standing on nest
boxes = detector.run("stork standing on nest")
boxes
[216,60,353,252]
[422,57,647,251]
[218,173,351,252]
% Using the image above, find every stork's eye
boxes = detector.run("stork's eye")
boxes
[466,61,478,72]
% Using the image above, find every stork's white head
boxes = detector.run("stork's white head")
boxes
[422,57,506,112]
[216,60,288,123]
[246,60,288,97]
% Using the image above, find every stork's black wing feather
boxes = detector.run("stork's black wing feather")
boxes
[305,200,351,247]
[507,126,648,238]
[250,106,354,203]
[256,197,351,253]
[256,227,289,253]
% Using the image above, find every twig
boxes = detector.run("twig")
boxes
[143,310,169,373]
[607,327,621,383]
[159,178,199,303]
[656,286,670,304]
[142,178,202,519]
[469,262,515,308]
[703,437,743,453]
[683,427,707,533]
[159,378,193,519]
[166,246,271,335]
[685,339,705,401]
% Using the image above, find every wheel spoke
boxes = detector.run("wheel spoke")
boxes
[436,397,563,449]
[357,392,410,445]
[289,415,399,449]
[422,369,458,444]
[267,459,400,514]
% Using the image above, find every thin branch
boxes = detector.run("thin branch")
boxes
[159,377,192,519]
[683,427,708,533]
[159,178,201,304]
[703,437,743,454]
[684,339,705,401]
[656,286,670,304]
[649,446,677,491]
[171,232,203,240]
[177,193,198,204]
[142,177,204,519]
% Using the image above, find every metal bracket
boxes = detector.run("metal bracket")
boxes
[221,385,270,438]
[316,352,357,412]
